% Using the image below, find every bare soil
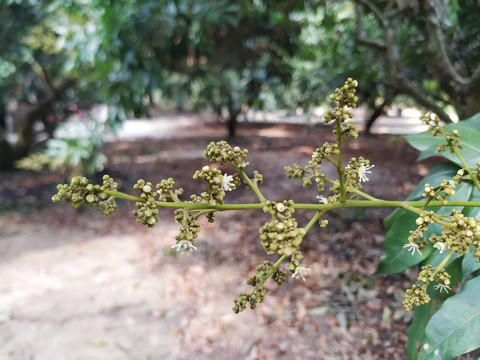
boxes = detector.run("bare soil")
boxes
[0,116,474,360]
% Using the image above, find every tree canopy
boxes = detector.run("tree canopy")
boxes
[1,0,479,171]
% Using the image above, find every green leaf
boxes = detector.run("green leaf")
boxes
[418,276,480,360]
[460,113,480,130]
[407,297,437,360]
[376,210,435,274]
[377,174,471,275]
[461,250,480,284]
[408,257,463,359]
[383,162,459,229]
[406,123,480,168]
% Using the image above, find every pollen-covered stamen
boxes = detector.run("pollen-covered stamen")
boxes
[220,173,235,191]
[358,164,374,182]
[171,240,198,253]
[292,265,311,281]
[404,241,423,256]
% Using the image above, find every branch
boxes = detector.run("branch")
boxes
[420,0,469,87]
[355,6,385,50]
[354,0,453,124]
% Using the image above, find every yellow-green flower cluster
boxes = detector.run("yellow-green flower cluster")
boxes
[52,175,118,215]
[403,284,431,312]
[323,78,358,124]
[403,211,436,255]
[192,165,239,206]
[431,210,480,256]
[132,179,159,227]
[172,208,200,250]
[232,288,266,313]
[403,265,451,311]
[156,178,183,202]
[284,148,330,191]
[259,200,305,256]
[204,141,249,168]
[422,180,456,205]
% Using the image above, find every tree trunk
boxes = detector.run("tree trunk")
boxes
[227,112,238,138]
[0,77,75,171]
[227,95,241,138]
[0,132,14,170]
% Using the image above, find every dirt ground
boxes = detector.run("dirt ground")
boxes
[0,114,475,360]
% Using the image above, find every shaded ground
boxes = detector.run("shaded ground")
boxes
[0,115,474,359]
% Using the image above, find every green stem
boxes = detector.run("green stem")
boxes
[102,190,480,212]
[431,251,454,278]
[231,163,266,203]
[335,117,346,203]
[347,187,379,201]
[305,210,325,233]
[256,254,287,290]
[103,190,143,202]
[451,146,480,191]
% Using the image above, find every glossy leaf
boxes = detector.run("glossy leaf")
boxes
[418,277,480,360]
[406,123,480,168]
[377,164,466,275]
[407,295,437,360]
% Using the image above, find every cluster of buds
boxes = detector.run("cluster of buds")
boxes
[345,157,374,184]
[192,165,239,206]
[233,261,287,314]
[246,261,287,287]
[205,141,249,169]
[289,251,311,281]
[422,113,463,153]
[245,170,264,191]
[156,178,183,202]
[232,288,266,313]
[259,201,305,256]
[431,210,480,256]
[52,175,118,215]
[172,209,200,252]
[284,152,330,191]
[323,78,358,124]
[437,129,462,154]
[404,211,436,255]
[132,179,159,227]
[421,113,443,136]
[403,265,451,311]
[422,180,456,205]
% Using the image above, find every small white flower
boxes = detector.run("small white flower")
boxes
[403,241,422,256]
[220,173,235,191]
[433,242,447,254]
[434,283,451,293]
[276,203,285,212]
[358,164,374,182]
[171,240,197,253]
[317,195,328,204]
[292,265,311,281]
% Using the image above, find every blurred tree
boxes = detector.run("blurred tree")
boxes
[0,0,306,170]
[165,0,305,137]
[349,0,480,126]
[285,0,480,132]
